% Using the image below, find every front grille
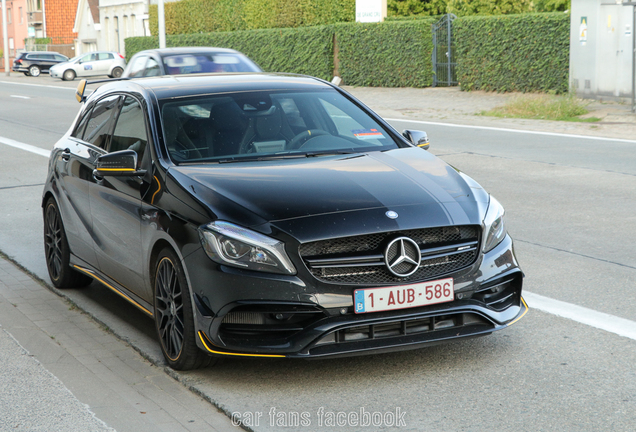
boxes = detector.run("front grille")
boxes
[300,226,480,285]
[309,313,492,354]
[219,304,327,342]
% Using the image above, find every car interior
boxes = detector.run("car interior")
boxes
[161,90,398,163]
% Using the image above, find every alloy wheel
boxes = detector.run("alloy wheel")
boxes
[44,204,63,281]
[155,258,185,361]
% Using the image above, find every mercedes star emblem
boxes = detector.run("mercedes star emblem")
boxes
[384,237,421,277]
[386,210,399,219]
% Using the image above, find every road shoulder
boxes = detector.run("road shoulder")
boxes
[0,256,236,432]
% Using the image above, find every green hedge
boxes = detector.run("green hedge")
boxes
[454,13,570,92]
[130,12,569,92]
[125,26,334,81]
[149,0,355,35]
[335,19,435,87]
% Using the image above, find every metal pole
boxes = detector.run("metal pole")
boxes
[42,0,46,39]
[447,14,451,86]
[632,6,635,112]
[158,0,166,49]
[1,0,9,76]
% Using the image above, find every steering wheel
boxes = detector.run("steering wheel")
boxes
[287,129,330,150]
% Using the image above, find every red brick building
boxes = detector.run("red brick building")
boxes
[45,0,77,45]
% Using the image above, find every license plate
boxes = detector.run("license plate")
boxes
[354,278,454,314]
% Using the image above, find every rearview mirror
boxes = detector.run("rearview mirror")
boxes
[403,129,430,150]
[93,150,146,177]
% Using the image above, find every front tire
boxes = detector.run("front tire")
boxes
[43,198,93,288]
[23,72,31,76]
[154,248,214,370]
[29,65,41,77]
[62,69,76,81]
[110,67,123,78]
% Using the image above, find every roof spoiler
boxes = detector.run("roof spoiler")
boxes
[75,77,130,103]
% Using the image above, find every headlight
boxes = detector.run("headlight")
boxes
[483,196,507,253]
[198,221,296,275]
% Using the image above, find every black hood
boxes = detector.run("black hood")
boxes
[170,148,488,241]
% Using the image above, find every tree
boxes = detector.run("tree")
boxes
[447,0,533,15]
[387,0,447,16]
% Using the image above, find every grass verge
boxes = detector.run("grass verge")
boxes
[479,93,601,122]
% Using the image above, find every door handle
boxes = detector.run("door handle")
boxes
[61,148,71,161]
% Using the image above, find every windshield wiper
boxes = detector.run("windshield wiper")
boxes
[217,151,361,163]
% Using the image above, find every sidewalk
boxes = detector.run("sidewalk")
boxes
[0,256,236,432]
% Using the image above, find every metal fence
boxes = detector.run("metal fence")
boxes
[23,42,76,58]
[432,14,458,87]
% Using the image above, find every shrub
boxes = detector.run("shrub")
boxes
[454,13,570,92]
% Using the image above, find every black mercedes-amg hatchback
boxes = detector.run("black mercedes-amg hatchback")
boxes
[42,73,526,370]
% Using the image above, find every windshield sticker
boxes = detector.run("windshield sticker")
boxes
[352,129,384,140]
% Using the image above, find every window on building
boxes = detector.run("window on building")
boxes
[19,7,23,24]
[8,8,12,24]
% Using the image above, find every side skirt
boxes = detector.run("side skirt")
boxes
[70,255,155,317]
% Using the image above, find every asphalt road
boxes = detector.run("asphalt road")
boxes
[1,77,635,431]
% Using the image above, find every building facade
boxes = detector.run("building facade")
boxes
[74,0,149,56]
[0,0,30,68]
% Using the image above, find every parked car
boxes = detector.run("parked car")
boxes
[13,51,69,77]
[42,73,526,370]
[49,51,126,81]
[122,47,261,78]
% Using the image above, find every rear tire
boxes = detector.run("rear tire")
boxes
[29,65,41,77]
[62,69,76,81]
[43,198,93,288]
[153,248,215,370]
[110,67,123,78]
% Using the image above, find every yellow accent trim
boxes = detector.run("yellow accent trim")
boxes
[73,265,153,316]
[507,296,529,326]
[96,168,136,172]
[198,332,285,358]
[417,143,429,147]
[151,176,161,205]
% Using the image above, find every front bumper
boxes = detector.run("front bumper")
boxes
[186,234,525,359]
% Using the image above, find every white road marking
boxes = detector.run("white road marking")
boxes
[0,136,50,158]
[524,291,636,341]
[0,80,75,90]
[10,95,31,99]
[385,117,636,144]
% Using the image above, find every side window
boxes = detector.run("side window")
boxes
[54,54,67,61]
[79,53,92,63]
[143,57,160,77]
[71,105,94,140]
[110,96,148,162]
[83,95,121,149]
[127,55,147,77]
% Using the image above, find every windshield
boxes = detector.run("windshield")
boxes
[160,89,400,164]
[162,53,261,75]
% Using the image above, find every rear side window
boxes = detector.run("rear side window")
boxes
[54,54,67,61]
[83,95,121,149]
[143,57,160,77]
[72,105,94,140]
[110,97,148,161]
[127,55,147,77]
[99,53,114,60]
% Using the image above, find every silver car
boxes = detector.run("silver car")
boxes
[49,51,126,81]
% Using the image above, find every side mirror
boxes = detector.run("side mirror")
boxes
[93,150,146,177]
[403,129,430,150]
[75,79,87,103]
